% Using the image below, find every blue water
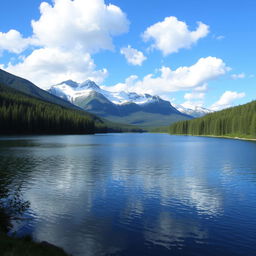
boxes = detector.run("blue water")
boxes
[0,133,256,256]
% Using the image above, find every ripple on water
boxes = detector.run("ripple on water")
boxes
[0,134,256,256]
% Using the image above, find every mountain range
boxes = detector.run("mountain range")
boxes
[0,69,144,133]
[0,68,211,129]
[48,80,211,128]
[173,104,212,118]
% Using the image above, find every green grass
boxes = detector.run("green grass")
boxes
[169,133,256,141]
[0,233,70,256]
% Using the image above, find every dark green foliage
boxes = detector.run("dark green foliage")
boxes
[169,101,256,138]
[0,68,80,111]
[0,83,96,134]
[96,119,145,133]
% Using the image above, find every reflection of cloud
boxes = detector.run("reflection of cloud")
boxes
[109,144,223,217]
[7,134,227,255]
[144,211,208,249]
[140,173,223,216]
[183,177,222,215]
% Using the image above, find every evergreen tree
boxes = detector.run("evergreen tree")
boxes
[169,101,256,138]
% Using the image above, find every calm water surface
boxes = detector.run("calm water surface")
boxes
[0,134,256,256]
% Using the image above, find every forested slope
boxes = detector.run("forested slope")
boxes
[0,69,81,111]
[0,83,143,134]
[0,83,97,134]
[169,101,256,139]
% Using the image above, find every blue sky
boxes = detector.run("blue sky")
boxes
[0,0,255,110]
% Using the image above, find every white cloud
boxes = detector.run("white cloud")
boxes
[181,101,204,109]
[5,48,108,88]
[120,45,147,66]
[194,84,208,92]
[184,92,205,100]
[31,0,129,53]
[108,57,230,95]
[181,92,206,110]
[231,73,245,80]
[102,75,139,92]
[0,30,31,54]
[142,16,209,56]
[211,91,245,111]
[1,0,129,88]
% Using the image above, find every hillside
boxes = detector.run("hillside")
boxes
[48,80,193,128]
[0,69,81,111]
[169,101,256,139]
[0,83,98,134]
[0,83,144,134]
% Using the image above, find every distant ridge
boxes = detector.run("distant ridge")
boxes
[48,80,193,128]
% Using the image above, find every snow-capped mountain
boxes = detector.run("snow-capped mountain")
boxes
[49,80,160,105]
[48,80,193,128]
[173,104,212,118]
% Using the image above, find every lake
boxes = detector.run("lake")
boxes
[0,133,256,256]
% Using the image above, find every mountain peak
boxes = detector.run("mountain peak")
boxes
[173,103,212,118]
[79,80,100,90]
[59,80,78,88]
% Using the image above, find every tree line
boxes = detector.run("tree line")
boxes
[0,83,96,134]
[169,100,256,138]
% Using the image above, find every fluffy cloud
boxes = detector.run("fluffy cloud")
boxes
[109,57,229,95]
[120,45,147,66]
[231,73,245,80]
[211,91,245,111]
[5,47,108,88]
[194,84,208,92]
[184,92,205,100]
[1,0,129,88]
[31,0,129,53]
[181,92,206,109]
[0,30,31,54]
[142,16,209,55]
[181,101,204,109]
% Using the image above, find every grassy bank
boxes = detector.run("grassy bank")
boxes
[169,133,256,141]
[0,233,70,256]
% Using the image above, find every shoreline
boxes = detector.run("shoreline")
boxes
[0,233,70,256]
[169,133,256,142]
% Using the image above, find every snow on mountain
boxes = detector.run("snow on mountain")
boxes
[49,80,160,105]
[173,104,212,118]
[49,79,211,118]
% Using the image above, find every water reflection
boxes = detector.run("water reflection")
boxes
[0,134,256,256]
[144,211,208,249]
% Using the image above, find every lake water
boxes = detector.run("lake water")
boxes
[0,133,256,256]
